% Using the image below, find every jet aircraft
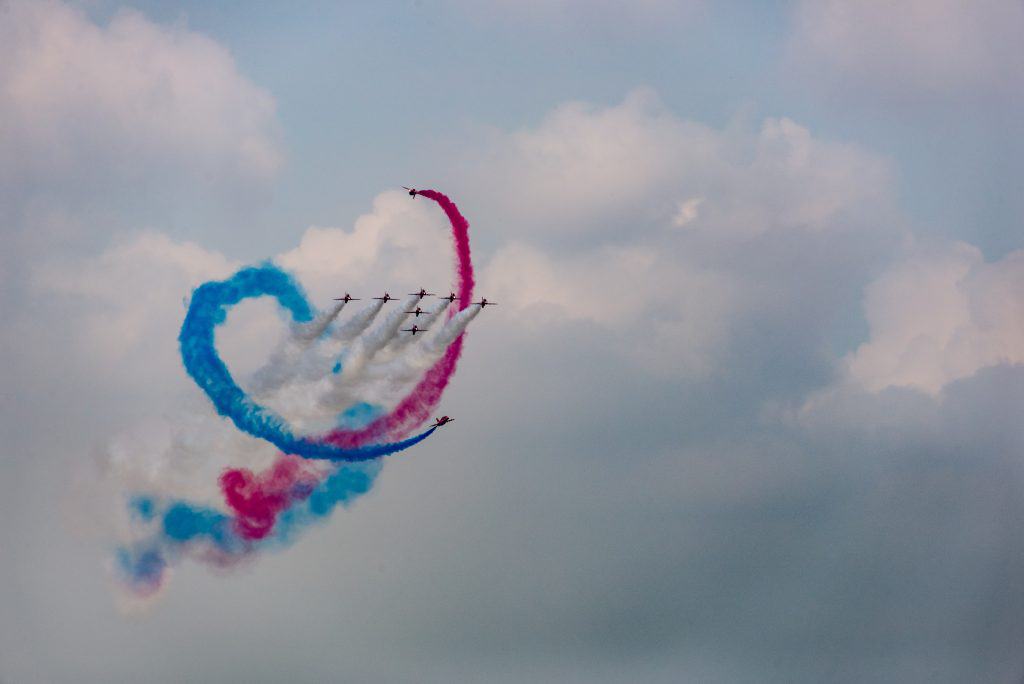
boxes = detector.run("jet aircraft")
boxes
[373,292,396,303]
[431,416,454,427]
[405,306,429,317]
[472,298,498,308]
[402,186,419,198]
[402,324,428,335]
[333,293,360,303]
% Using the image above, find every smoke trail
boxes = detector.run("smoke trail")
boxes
[180,190,475,458]
[220,454,320,540]
[292,300,347,343]
[249,298,389,407]
[421,304,481,354]
[385,298,451,354]
[332,298,385,343]
[248,301,348,396]
[115,404,387,596]
[323,189,475,447]
[341,295,418,371]
[179,264,436,462]
[342,305,482,403]
[117,189,477,597]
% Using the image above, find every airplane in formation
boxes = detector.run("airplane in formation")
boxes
[333,291,494,308]
[431,416,454,428]
[402,186,419,198]
[402,324,428,335]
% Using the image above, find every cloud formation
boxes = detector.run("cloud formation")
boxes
[0,0,281,193]
[466,89,893,240]
[473,90,899,378]
[843,241,1024,394]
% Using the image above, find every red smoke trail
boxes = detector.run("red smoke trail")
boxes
[218,190,471,537]
[220,455,320,540]
[323,189,474,447]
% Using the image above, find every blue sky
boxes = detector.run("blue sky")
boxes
[77,0,1024,257]
[2,1,1023,682]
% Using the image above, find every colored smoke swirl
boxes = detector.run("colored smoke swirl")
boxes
[115,190,475,597]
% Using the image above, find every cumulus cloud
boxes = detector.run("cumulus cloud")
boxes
[483,240,736,377]
[31,233,239,391]
[789,0,1024,100]
[464,89,893,240]
[841,241,1024,394]
[471,90,899,378]
[0,0,281,202]
[277,191,454,300]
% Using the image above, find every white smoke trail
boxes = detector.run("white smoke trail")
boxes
[248,301,348,395]
[106,299,481,506]
[292,300,347,343]
[370,305,481,379]
[383,298,451,356]
[315,305,482,413]
[248,298,386,398]
[331,299,385,343]
[332,295,417,382]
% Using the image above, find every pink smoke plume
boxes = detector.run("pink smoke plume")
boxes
[323,189,474,448]
[220,455,320,540]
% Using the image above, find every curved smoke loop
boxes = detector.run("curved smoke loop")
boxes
[113,190,476,599]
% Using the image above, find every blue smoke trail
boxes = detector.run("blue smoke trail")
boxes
[178,264,435,461]
[116,404,392,594]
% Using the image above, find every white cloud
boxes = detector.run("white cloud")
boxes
[277,190,454,301]
[468,91,897,378]
[484,241,658,325]
[464,89,893,239]
[483,240,736,377]
[33,232,238,385]
[843,242,1024,394]
[0,0,281,193]
[790,0,1024,99]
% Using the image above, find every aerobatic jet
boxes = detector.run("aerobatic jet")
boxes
[402,324,428,335]
[409,288,435,298]
[373,292,397,303]
[333,293,360,303]
[402,186,418,198]
[405,306,429,317]
[440,292,459,303]
[431,416,454,428]
[471,298,498,308]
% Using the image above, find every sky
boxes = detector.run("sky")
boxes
[1,1,1023,681]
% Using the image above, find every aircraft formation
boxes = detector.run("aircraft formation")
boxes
[331,189,494,433]
[345,287,498,321]
[332,283,496,429]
